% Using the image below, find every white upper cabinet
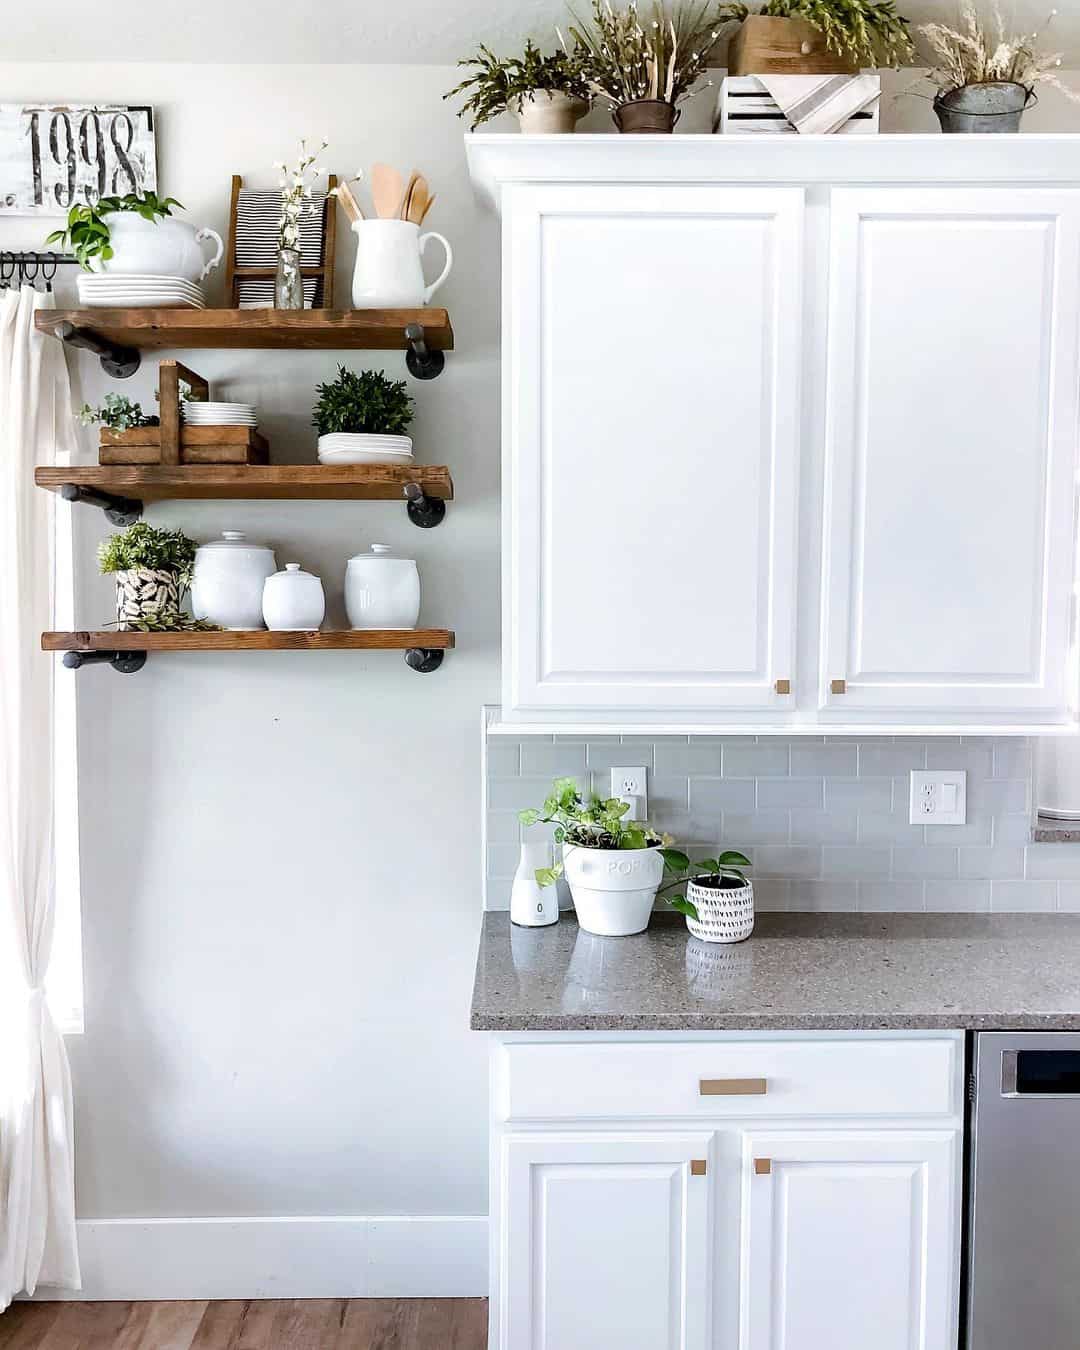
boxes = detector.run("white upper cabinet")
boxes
[502,183,804,718]
[820,188,1080,722]
[468,137,1080,732]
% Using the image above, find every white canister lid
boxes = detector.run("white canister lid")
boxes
[346,543,415,565]
[271,562,319,580]
[198,530,273,553]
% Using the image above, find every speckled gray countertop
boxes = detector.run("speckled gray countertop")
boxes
[471,912,1080,1031]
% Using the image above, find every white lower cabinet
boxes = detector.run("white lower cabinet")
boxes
[502,1133,713,1350]
[491,1034,963,1350]
[741,1131,959,1350]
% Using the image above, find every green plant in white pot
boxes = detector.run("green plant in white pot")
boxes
[446,39,592,132]
[98,522,199,629]
[659,847,755,944]
[519,777,673,936]
[45,189,223,282]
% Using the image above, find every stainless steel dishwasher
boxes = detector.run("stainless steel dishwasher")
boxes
[967,1031,1080,1350]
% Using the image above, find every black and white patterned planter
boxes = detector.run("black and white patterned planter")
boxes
[684,878,755,944]
[114,569,182,628]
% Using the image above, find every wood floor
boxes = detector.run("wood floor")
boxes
[0,1299,488,1349]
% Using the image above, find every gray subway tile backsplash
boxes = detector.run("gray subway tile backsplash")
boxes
[485,734,1076,913]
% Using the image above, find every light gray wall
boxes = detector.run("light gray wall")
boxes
[3,59,1080,1231]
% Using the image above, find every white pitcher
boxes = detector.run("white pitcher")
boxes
[351,219,452,308]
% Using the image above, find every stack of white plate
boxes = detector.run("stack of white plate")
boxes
[77,273,206,309]
[183,402,257,427]
[317,434,414,465]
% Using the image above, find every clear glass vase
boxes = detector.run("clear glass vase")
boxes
[274,247,304,309]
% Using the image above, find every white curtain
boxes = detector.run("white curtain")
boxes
[0,285,80,1309]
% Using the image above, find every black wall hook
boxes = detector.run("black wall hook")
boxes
[55,319,141,379]
[403,322,445,381]
[404,648,444,673]
[59,482,143,526]
[62,650,147,674]
[403,481,446,529]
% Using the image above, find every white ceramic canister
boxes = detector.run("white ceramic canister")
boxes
[191,531,276,630]
[262,563,325,632]
[344,544,421,629]
[98,213,224,282]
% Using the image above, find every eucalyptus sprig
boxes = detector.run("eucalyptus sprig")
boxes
[108,613,221,633]
[519,776,672,888]
[445,39,591,127]
[656,848,752,922]
[77,393,158,436]
[45,190,184,270]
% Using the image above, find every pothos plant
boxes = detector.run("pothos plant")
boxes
[656,847,753,921]
[45,189,184,270]
[518,777,673,888]
[445,39,592,127]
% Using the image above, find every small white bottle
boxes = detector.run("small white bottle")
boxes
[510,841,559,928]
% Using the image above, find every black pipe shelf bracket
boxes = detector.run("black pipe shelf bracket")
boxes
[62,650,147,675]
[59,482,143,526]
[55,319,141,379]
[403,480,446,529]
[404,648,444,673]
[404,322,445,381]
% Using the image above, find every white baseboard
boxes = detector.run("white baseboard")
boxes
[30,1215,488,1301]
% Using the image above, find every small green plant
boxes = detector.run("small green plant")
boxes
[445,39,591,127]
[97,522,198,585]
[110,613,221,633]
[312,366,414,437]
[656,848,752,921]
[519,776,672,888]
[726,0,913,68]
[77,393,158,437]
[45,189,184,270]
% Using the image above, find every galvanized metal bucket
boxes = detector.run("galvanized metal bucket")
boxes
[934,81,1035,133]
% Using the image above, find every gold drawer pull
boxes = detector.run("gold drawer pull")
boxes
[699,1077,768,1097]
[774,678,791,695]
[830,678,847,694]
[690,1159,708,1176]
[754,1158,772,1176]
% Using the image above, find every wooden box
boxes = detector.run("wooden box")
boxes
[726,16,856,75]
[97,359,268,466]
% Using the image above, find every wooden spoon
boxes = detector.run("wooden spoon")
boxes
[371,163,404,220]
[398,170,421,221]
[335,180,363,223]
[406,176,430,225]
[418,192,436,225]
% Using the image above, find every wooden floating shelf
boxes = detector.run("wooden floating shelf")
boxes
[34,307,454,352]
[35,464,454,503]
[43,629,455,652]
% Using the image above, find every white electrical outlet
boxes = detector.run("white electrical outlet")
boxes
[610,767,648,819]
[909,770,967,825]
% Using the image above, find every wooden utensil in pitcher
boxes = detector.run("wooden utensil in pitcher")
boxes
[398,170,420,222]
[371,163,404,220]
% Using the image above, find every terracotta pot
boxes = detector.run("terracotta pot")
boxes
[515,90,589,134]
[613,100,679,133]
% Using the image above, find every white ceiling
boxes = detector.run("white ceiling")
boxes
[8,0,1078,64]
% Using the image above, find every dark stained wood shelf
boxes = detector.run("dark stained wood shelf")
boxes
[34,307,453,352]
[35,464,454,502]
[43,629,455,653]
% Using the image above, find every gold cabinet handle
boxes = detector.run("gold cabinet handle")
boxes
[774,678,791,695]
[754,1158,772,1176]
[830,678,847,694]
[699,1077,768,1097]
[690,1159,708,1176]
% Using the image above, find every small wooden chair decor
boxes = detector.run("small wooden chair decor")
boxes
[224,173,338,309]
[97,360,269,466]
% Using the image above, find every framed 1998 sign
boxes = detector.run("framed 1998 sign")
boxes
[0,105,158,215]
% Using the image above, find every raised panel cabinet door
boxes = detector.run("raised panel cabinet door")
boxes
[741,1131,960,1350]
[503,184,804,716]
[820,188,1080,721]
[501,1132,713,1350]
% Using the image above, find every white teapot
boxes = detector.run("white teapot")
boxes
[99,211,224,283]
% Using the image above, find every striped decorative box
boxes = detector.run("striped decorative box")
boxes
[714,75,880,134]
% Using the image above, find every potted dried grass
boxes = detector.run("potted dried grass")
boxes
[915,4,1078,132]
[567,0,730,132]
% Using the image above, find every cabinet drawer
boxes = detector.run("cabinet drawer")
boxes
[497,1036,961,1122]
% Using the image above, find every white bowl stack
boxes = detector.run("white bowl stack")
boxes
[317,434,414,466]
[183,401,257,428]
[77,273,206,308]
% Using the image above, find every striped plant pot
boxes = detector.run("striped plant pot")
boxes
[684,878,754,944]
[114,568,182,628]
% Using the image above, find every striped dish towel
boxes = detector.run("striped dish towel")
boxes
[234,189,328,308]
[757,74,881,134]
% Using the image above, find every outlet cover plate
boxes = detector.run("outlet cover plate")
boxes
[909,770,967,825]
[610,767,648,818]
